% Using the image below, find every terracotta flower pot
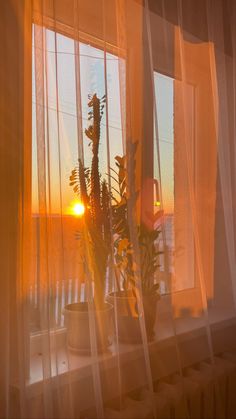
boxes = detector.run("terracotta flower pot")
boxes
[63,302,113,354]
[106,290,159,343]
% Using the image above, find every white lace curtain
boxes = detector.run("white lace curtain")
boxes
[1,0,236,418]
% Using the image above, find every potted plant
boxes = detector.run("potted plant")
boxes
[107,152,162,343]
[63,93,113,354]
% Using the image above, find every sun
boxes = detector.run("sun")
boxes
[70,201,85,217]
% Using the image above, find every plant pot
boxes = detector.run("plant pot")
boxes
[63,302,113,354]
[106,290,159,343]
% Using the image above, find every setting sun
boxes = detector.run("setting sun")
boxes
[69,201,85,217]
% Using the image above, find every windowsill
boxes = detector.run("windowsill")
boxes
[25,295,236,409]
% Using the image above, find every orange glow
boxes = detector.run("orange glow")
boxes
[68,201,85,217]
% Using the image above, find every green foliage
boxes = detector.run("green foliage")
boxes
[69,94,110,307]
[70,93,161,302]
[111,151,162,296]
[138,224,162,295]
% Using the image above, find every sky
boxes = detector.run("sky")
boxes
[32,29,174,215]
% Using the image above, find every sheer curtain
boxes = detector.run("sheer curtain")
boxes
[2,0,236,418]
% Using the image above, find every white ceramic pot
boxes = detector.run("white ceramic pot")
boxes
[63,302,113,354]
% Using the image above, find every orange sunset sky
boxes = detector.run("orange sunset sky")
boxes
[32,30,174,215]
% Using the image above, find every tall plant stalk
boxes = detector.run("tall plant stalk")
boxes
[70,94,111,308]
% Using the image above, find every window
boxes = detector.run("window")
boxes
[31,27,196,333]
[154,72,174,294]
[31,27,124,331]
[154,73,195,294]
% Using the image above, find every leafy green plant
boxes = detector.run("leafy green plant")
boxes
[112,152,162,296]
[70,92,161,305]
[69,93,111,307]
